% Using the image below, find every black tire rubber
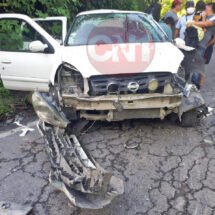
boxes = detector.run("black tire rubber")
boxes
[180,109,199,127]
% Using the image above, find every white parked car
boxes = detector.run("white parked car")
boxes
[0,11,203,92]
[0,11,206,124]
[0,10,207,209]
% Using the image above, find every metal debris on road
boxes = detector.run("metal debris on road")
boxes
[0,201,32,215]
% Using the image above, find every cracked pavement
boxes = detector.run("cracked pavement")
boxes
[1,56,215,215]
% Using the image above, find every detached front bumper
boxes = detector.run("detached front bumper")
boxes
[38,121,124,209]
[62,93,183,121]
[32,92,124,209]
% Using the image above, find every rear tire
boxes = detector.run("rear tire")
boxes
[180,109,199,127]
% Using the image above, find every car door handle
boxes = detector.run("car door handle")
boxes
[1,60,11,64]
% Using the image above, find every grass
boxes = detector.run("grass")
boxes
[0,80,13,118]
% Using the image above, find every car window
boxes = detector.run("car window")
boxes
[127,14,166,43]
[147,16,169,42]
[0,18,43,52]
[66,13,167,46]
[36,20,63,44]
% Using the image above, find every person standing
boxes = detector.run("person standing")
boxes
[187,3,215,57]
[194,0,206,21]
[175,1,195,39]
[164,0,182,26]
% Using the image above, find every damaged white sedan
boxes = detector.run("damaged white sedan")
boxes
[0,10,207,209]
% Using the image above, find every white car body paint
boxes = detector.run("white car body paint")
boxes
[58,43,184,79]
[0,12,184,91]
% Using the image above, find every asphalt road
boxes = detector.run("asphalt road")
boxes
[0,55,215,215]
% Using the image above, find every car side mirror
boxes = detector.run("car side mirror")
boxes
[29,40,48,52]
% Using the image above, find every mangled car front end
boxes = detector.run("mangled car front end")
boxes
[32,62,205,209]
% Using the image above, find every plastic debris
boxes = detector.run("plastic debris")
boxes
[203,139,215,145]
[207,107,214,117]
[14,120,35,137]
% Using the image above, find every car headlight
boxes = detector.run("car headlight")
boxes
[32,92,69,128]
[148,79,159,92]
[60,65,84,94]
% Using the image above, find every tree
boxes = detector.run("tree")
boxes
[1,0,81,20]
[1,0,214,21]
[0,0,152,20]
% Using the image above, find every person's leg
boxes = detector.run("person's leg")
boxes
[197,46,206,58]
[204,45,213,64]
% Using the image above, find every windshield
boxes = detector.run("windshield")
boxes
[66,13,168,46]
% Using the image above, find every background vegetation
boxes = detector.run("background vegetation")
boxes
[0,81,12,118]
[1,0,214,25]
[0,0,152,21]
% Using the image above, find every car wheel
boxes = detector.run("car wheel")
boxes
[180,109,200,127]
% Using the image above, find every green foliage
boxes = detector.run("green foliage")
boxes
[0,81,13,117]
[160,0,173,17]
[131,0,153,11]
[1,0,152,21]
[1,0,78,21]
[1,0,214,22]
[0,19,23,51]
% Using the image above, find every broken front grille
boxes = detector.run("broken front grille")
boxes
[88,72,172,96]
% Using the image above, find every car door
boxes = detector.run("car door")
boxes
[34,16,67,45]
[0,14,61,92]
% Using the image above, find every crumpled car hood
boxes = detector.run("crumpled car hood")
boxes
[62,42,184,78]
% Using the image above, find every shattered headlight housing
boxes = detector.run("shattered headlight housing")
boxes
[32,92,69,128]
[172,74,199,97]
[59,65,84,94]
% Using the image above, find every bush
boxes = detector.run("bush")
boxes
[0,81,13,117]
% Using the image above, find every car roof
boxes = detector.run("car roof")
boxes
[77,9,147,17]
